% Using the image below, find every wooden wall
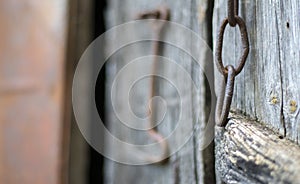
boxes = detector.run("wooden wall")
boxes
[213,0,300,183]
[213,0,300,143]
[104,0,300,183]
[104,0,215,183]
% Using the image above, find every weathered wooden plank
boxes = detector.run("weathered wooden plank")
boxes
[104,0,215,183]
[192,0,216,183]
[104,0,195,183]
[213,0,300,143]
[215,113,300,184]
[274,0,300,143]
[213,1,300,182]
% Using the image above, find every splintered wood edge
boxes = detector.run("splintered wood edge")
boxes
[215,113,300,184]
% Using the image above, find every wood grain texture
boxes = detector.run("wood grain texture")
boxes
[215,113,300,184]
[104,1,194,183]
[213,1,300,183]
[213,0,300,143]
[104,0,215,183]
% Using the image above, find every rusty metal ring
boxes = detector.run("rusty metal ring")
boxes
[216,16,250,77]
[216,65,236,127]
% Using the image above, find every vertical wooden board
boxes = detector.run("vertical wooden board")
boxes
[103,0,211,183]
[213,0,300,182]
[217,0,300,143]
[254,0,285,135]
[65,0,94,183]
[191,0,216,183]
[273,0,300,143]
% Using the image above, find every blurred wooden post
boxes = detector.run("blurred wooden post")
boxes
[64,0,94,183]
[0,1,67,183]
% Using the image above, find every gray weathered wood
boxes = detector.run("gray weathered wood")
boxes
[213,0,300,143]
[105,0,194,183]
[215,113,300,184]
[104,0,300,183]
[104,0,215,183]
[192,0,216,183]
[213,1,300,182]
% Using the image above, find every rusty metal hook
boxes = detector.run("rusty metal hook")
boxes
[137,6,170,163]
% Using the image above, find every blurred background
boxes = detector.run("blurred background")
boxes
[0,0,107,183]
[0,0,218,183]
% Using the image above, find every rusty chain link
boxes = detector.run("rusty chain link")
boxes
[215,0,250,127]
[228,0,239,26]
